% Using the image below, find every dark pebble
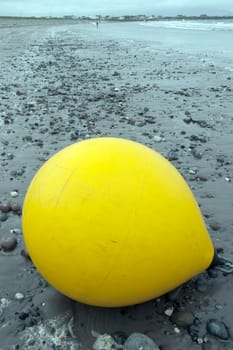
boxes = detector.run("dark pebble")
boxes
[113,71,120,76]
[183,117,192,124]
[112,331,128,345]
[196,175,208,182]
[167,151,179,161]
[191,149,202,159]
[216,246,224,254]
[0,203,11,213]
[188,324,199,341]
[10,202,21,213]
[216,155,225,164]
[0,212,8,222]
[1,236,17,252]
[209,222,220,231]
[18,312,29,320]
[193,317,202,327]
[171,311,194,328]
[206,319,230,341]
[195,120,210,128]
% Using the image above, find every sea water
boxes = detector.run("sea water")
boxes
[86,19,233,71]
[139,20,233,57]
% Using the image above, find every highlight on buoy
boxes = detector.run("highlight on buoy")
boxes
[22,137,214,307]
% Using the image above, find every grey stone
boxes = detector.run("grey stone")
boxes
[123,333,159,350]
[0,212,8,222]
[206,319,230,341]
[0,236,17,252]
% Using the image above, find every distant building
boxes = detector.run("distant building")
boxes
[138,15,146,20]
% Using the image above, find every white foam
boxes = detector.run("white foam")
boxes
[140,20,233,32]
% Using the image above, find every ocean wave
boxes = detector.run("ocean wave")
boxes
[139,20,233,32]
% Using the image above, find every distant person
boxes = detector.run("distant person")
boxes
[96,21,99,28]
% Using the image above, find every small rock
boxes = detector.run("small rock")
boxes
[167,151,178,161]
[112,331,127,346]
[92,333,115,350]
[197,337,204,344]
[10,190,18,198]
[216,155,225,164]
[15,293,24,301]
[1,140,9,145]
[10,202,21,213]
[113,71,120,77]
[7,153,14,160]
[206,319,230,341]
[183,117,192,124]
[195,120,210,128]
[10,228,22,234]
[188,324,199,341]
[0,203,11,213]
[0,298,10,312]
[153,135,162,142]
[22,135,32,142]
[0,212,8,222]
[216,246,224,254]
[209,222,220,231]
[171,311,194,328]
[189,169,197,175]
[191,149,202,159]
[18,311,29,320]
[196,175,208,182]
[174,327,181,334]
[123,333,159,350]
[1,236,17,252]
[164,306,174,317]
[215,304,223,310]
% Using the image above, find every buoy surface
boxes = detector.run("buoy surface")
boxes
[22,137,214,307]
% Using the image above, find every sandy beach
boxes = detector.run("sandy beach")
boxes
[0,18,233,349]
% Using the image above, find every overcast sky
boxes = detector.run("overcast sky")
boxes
[1,0,233,17]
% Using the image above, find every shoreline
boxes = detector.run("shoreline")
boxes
[0,21,233,349]
[1,15,233,20]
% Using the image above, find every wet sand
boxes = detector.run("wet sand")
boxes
[0,18,233,350]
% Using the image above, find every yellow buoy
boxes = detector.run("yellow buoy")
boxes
[22,137,214,307]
